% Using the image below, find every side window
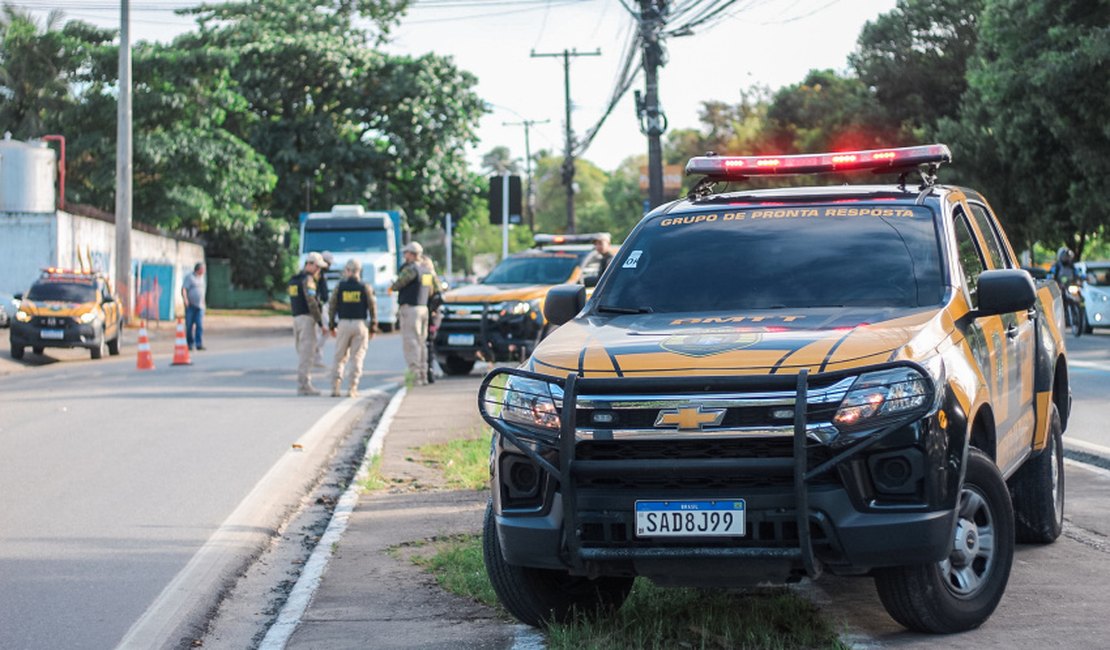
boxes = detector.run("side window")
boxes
[969,204,1009,269]
[953,212,985,306]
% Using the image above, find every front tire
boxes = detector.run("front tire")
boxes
[107,323,122,356]
[443,355,475,376]
[11,345,24,360]
[1069,303,1084,337]
[1011,404,1064,543]
[482,500,633,628]
[32,346,43,355]
[90,332,106,359]
[874,448,1014,634]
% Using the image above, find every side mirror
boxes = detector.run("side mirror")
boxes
[582,274,599,288]
[976,269,1037,316]
[544,284,586,326]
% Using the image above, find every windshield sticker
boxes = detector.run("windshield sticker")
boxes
[671,315,804,325]
[658,207,915,227]
[623,250,643,268]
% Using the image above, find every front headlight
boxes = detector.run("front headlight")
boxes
[503,300,533,316]
[500,374,563,432]
[78,311,97,324]
[832,363,937,433]
[15,309,31,323]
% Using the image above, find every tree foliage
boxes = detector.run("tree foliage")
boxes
[189,0,486,231]
[850,0,984,136]
[939,0,1109,256]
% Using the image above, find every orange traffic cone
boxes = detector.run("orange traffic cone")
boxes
[171,318,192,366]
[136,322,155,370]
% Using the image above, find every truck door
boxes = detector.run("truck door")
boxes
[967,203,1036,472]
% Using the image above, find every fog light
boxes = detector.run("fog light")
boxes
[592,411,616,425]
[868,450,923,495]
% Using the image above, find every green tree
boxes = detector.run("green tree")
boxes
[939,0,1109,257]
[766,69,901,153]
[531,153,612,235]
[850,0,984,136]
[0,6,112,138]
[190,0,485,231]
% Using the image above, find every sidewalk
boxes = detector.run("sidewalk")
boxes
[285,375,519,650]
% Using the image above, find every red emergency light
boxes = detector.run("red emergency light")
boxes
[685,144,951,179]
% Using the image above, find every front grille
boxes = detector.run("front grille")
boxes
[32,316,71,327]
[574,438,837,490]
[576,404,839,429]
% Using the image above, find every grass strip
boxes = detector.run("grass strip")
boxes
[416,428,492,490]
[412,535,847,650]
[359,453,391,492]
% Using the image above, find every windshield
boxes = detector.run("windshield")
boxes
[304,228,389,253]
[27,280,97,303]
[596,205,944,312]
[484,255,580,285]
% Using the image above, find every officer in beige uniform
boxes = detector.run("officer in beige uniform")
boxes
[391,242,432,385]
[288,252,326,395]
[327,259,377,397]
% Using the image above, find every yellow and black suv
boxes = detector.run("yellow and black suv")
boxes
[435,234,606,376]
[10,269,124,360]
[479,145,1070,634]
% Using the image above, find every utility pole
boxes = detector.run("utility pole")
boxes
[502,118,550,231]
[115,0,133,321]
[530,48,600,234]
[638,0,668,210]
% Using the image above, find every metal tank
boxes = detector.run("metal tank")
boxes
[0,133,57,213]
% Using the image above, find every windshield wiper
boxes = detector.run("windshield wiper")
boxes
[597,304,653,314]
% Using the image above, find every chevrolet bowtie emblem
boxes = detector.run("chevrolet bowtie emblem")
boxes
[654,405,727,430]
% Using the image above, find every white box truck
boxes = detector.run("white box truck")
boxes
[299,205,402,331]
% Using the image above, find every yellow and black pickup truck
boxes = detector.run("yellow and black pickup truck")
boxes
[10,269,124,360]
[434,234,609,376]
[479,145,1070,634]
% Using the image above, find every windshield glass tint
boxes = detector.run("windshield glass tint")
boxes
[304,229,389,253]
[484,256,579,285]
[598,205,943,312]
[1086,266,1110,286]
[28,281,96,303]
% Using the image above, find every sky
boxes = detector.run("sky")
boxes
[19,0,898,172]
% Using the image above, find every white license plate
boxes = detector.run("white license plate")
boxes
[447,333,475,346]
[40,329,65,340]
[635,499,746,538]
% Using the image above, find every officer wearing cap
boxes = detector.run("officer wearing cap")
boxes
[314,251,335,368]
[327,258,377,397]
[391,241,434,385]
[288,252,326,395]
[593,232,614,275]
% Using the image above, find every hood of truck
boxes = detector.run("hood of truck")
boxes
[528,306,956,377]
[443,283,555,304]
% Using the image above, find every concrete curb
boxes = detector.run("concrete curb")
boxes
[258,384,406,650]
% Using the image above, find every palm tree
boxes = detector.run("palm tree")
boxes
[0,5,72,138]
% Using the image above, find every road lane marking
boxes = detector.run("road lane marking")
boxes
[258,385,408,650]
[1069,359,1110,373]
[115,383,397,650]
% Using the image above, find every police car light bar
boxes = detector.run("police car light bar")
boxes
[534,233,609,246]
[685,144,952,179]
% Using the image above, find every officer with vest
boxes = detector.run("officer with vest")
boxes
[289,252,326,395]
[391,241,434,385]
[327,258,377,397]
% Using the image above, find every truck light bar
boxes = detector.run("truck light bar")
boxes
[685,144,951,179]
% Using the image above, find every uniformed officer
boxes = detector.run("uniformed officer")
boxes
[593,232,614,276]
[391,241,433,385]
[288,252,326,395]
[313,251,335,368]
[327,258,377,397]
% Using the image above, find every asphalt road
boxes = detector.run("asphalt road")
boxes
[0,321,406,649]
[1060,329,1110,451]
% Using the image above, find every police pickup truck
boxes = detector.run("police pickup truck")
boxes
[479,145,1070,634]
[435,234,607,376]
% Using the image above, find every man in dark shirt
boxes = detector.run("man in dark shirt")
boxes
[327,258,377,397]
[288,252,325,395]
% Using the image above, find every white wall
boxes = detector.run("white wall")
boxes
[0,211,204,317]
